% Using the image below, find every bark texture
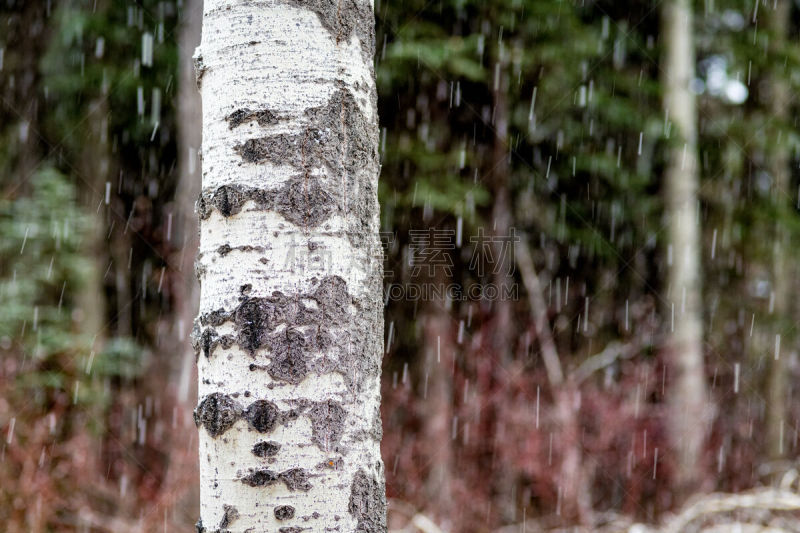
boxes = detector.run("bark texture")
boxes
[194,1,386,531]
[660,0,708,495]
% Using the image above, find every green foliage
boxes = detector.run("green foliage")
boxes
[379,34,486,85]
[41,1,180,155]
[35,0,182,363]
[376,0,666,327]
[92,337,146,379]
[0,168,93,360]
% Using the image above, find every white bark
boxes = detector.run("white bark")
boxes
[193,1,386,531]
[661,0,708,493]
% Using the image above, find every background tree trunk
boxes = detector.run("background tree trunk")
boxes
[175,0,203,414]
[419,294,454,528]
[660,0,708,497]
[155,0,204,525]
[194,0,386,530]
[489,47,520,525]
[764,0,791,464]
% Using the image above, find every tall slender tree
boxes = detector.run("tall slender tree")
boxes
[661,0,708,496]
[193,1,386,530]
[419,289,454,527]
[489,42,519,524]
[175,0,203,408]
[763,0,791,464]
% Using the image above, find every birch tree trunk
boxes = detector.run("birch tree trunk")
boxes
[660,0,708,496]
[193,1,386,531]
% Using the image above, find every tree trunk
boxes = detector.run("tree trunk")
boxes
[516,239,591,523]
[764,0,791,464]
[419,292,454,528]
[489,46,519,525]
[154,0,204,527]
[175,0,203,408]
[660,0,708,496]
[193,1,386,531]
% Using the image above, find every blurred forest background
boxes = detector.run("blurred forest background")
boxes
[2,0,800,531]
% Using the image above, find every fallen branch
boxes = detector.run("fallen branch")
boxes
[660,488,800,533]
